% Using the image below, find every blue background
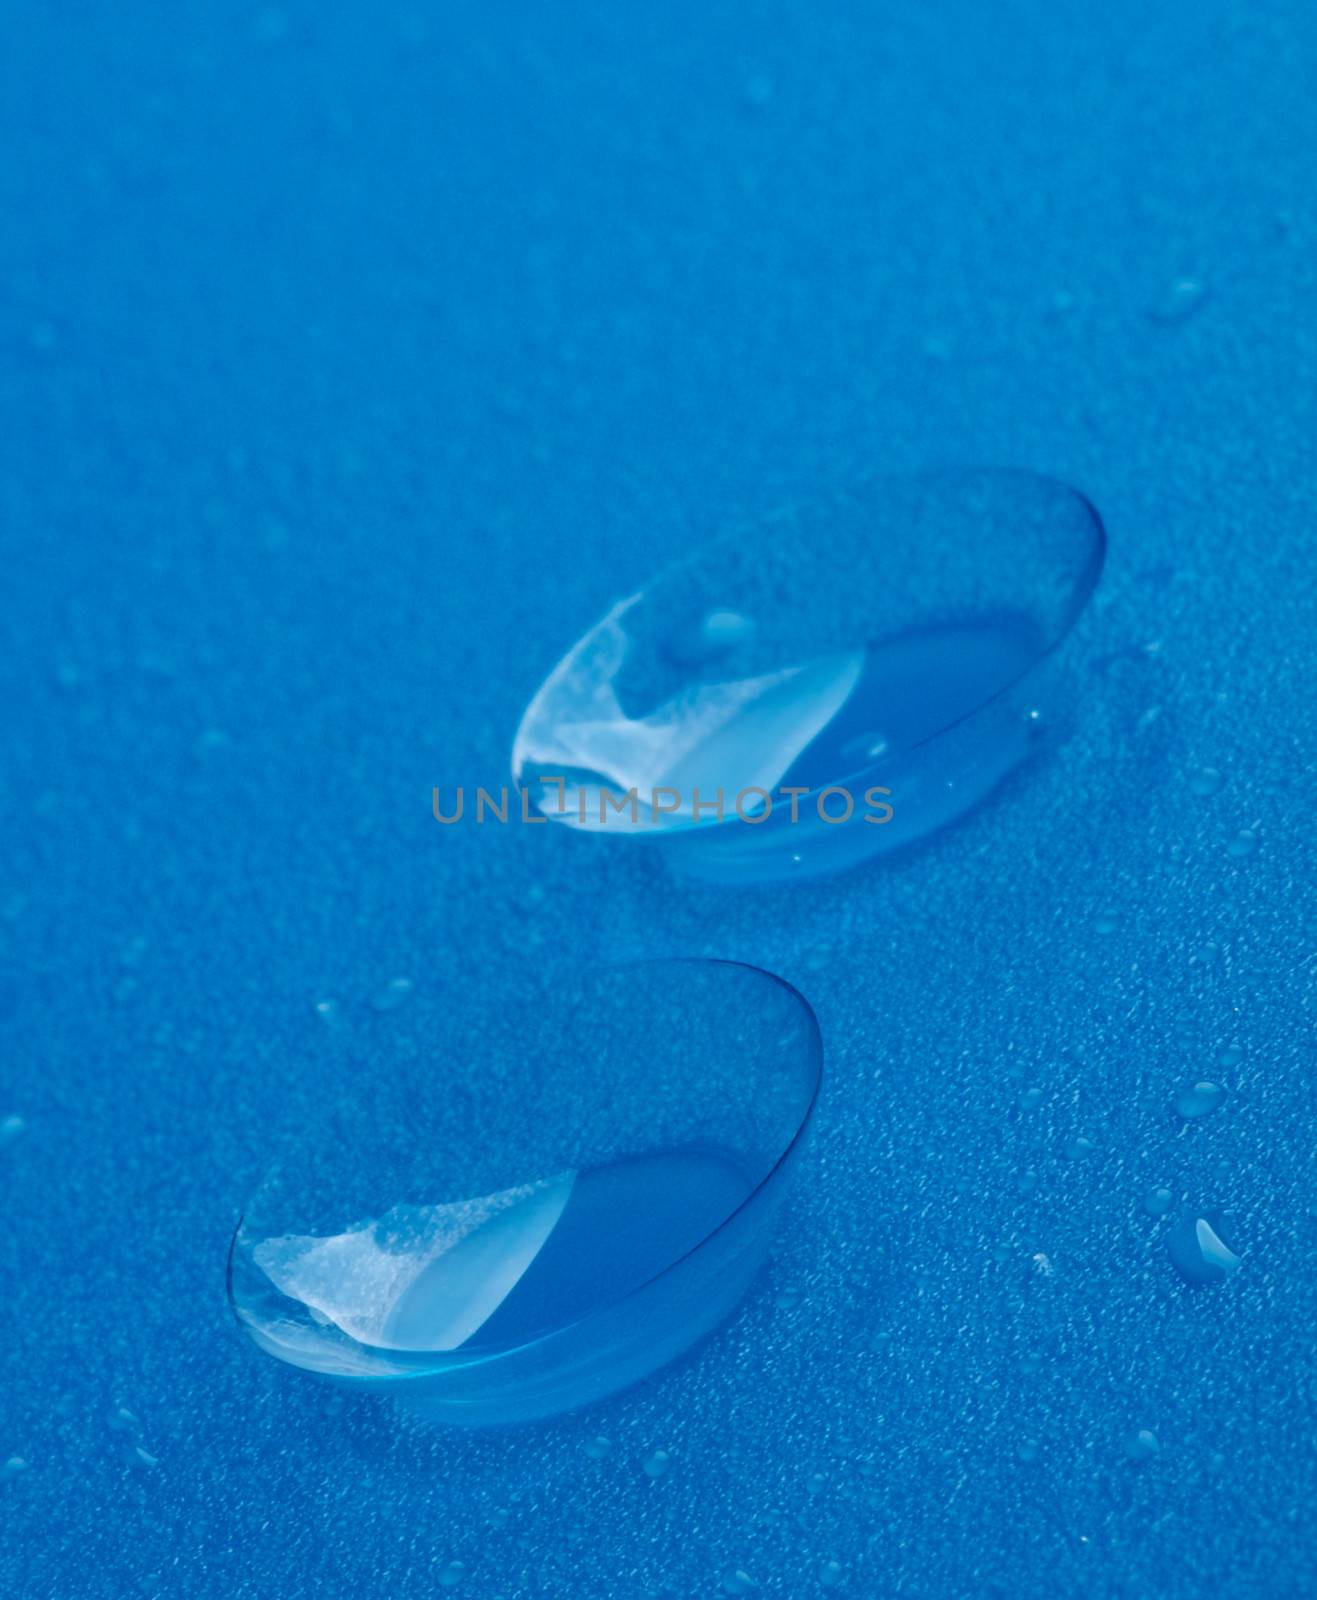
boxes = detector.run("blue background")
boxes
[3,3,1315,1596]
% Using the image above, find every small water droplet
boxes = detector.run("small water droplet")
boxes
[1016,1170,1039,1195]
[1216,1043,1244,1069]
[1016,1439,1040,1464]
[1124,1428,1160,1461]
[1167,1211,1241,1284]
[1227,828,1258,859]
[700,609,756,651]
[1018,1087,1044,1111]
[818,1559,844,1589]
[1144,1187,1175,1216]
[1176,1081,1225,1119]
[1092,911,1120,936]
[438,1560,466,1586]
[1188,767,1224,797]
[1065,1136,1096,1159]
[371,977,413,1013]
[643,1450,673,1479]
[107,1406,141,1433]
[722,1571,759,1596]
[131,1446,159,1469]
[839,730,890,763]
[583,1435,612,1459]
[0,1115,27,1147]
[665,609,759,668]
[1150,277,1207,323]
[2,1457,28,1479]
[314,999,340,1023]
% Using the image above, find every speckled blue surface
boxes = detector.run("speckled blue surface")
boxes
[3,3,1315,1596]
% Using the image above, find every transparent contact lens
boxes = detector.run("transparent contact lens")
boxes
[512,469,1105,882]
[228,960,821,1426]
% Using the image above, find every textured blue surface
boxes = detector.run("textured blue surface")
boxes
[2,3,1315,1596]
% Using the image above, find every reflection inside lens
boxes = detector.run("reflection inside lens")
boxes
[248,1148,753,1360]
[228,960,822,1423]
[512,470,1104,881]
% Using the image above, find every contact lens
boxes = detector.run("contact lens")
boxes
[228,960,820,1426]
[512,469,1105,882]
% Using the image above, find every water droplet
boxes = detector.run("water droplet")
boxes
[1176,1081,1225,1119]
[1167,1211,1241,1284]
[314,999,340,1024]
[1228,828,1258,859]
[229,961,821,1426]
[1216,1043,1244,1069]
[1188,767,1224,796]
[371,977,413,1013]
[722,1571,759,1596]
[1065,1136,1096,1159]
[805,1471,827,1495]
[131,1446,160,1468]
[1144,1187,1175,1216]
[667,609,758,666]
[1016,1439,1040,1464]
[1092,911,1120,935]
[1018,1087,1044,1111]
[107,1406,141,1433]
[1150,277,1207,322]
[0,1115,26,1147]
[2,1457,27,1479]
[512,470,1105,883]
[1124,1428,1160,1461]
[439,1561,466,1587]
[643,1449,673,1479]
[583,1435,612,1459]
[819,1559,844,1589]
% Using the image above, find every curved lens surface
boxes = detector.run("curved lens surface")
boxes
[512,469,1105,881]
[229,960,821,1425]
